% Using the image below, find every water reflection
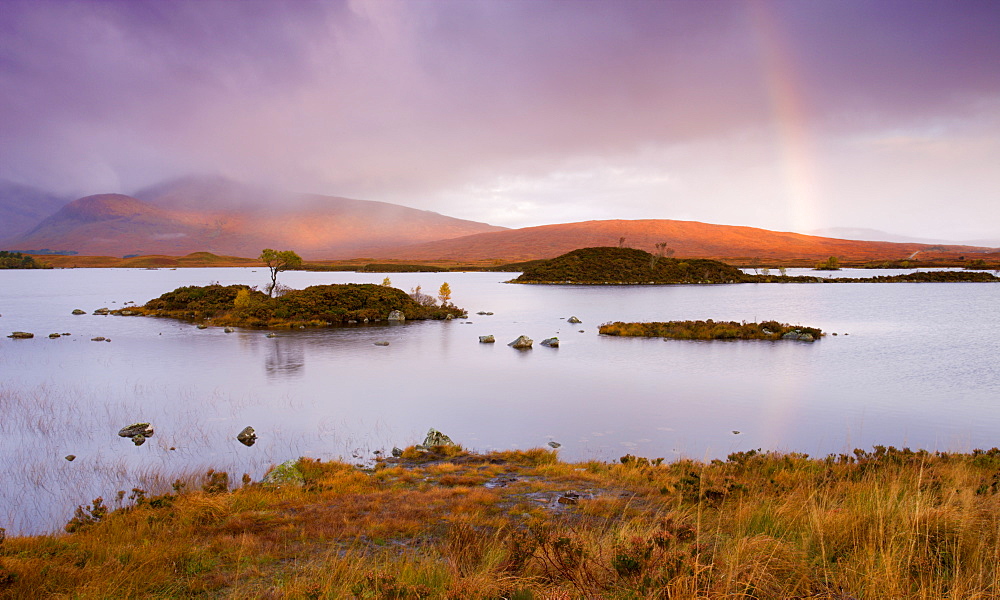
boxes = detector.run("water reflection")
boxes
[264,338,305,378]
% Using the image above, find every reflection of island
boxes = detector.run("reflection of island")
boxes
[265,338,305,378]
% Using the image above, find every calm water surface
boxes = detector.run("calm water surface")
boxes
[1,267,999,533]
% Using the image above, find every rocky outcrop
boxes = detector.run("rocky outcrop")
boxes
[422,428,455,447]
[262,460,304,487]
[508,335,533,349]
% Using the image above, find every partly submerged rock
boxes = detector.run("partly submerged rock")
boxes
[422,428,455,447]
[93,308,110,315]
[72,309,86,315]
[508,335,533,349]
[541,337,559,348]
[7,331,33,339]
[91,337,107,342]
[567,316,582,324]
[391,446,403,457]
[387,310,405,321]
[781,330,815,342]
[224,327,234,333]
[548,441,562,449]
[196,324,208,329]
[65,454,76,462]
[266,332,277,338]
[479,335,495,343]
[262,459,305,487]
[132,435,147,446]
[118,423,154,439]
[48,333,61,339]
[237,426,257,447]
[373,341,390,346]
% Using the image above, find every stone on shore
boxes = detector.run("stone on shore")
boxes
[422,428,455,447]
[262,460,305,487]
[387,310,405,321]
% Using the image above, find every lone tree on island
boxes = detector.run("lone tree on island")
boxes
[438,282,452,306]
[259,249,303,296]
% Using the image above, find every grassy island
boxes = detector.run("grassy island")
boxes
[513,247,752,284]
[600,320,823,341]
[512,247,1000,285]
[2,445,1000,598]
[123,283,464,328]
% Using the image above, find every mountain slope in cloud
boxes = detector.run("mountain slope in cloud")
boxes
[0,180,69,240]
[7,176,506,258]
[368,219,994,263]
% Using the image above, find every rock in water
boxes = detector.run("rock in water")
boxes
[262,460,305,487]
[65,455,76,461]
[132,435,147,446]
[48,333,61,338]
[548,441,561,448]
[508,335,533,349]
[237,426,257,447]
[197,324,208,329]
[479,335,495,343]
[781,331,815,342]
[91,337,106,342]
[7,331,33,339]
[373,341,390,346]
[72,309,86,315]
[422,428,455,447]
[224,327,234,333]
[391,446,403,457]
[541,337,559,347]
[93,307,110,315]
[387,310,405,321]
[118,423,154,439]
[568,316,582,324]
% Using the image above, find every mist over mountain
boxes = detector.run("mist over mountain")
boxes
[0,180,70,240]
[4,176,506,258]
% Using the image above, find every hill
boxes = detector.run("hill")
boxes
[5,176,506,259]
[369,219,995,265]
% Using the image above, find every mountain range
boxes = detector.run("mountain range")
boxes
[0,175,996,263]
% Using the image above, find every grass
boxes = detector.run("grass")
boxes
[599,320,824,341]
[3,446,1000,598]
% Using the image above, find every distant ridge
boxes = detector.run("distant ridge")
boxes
[0,180,69,240]
[367,219,995,263]
[6,176,506,258]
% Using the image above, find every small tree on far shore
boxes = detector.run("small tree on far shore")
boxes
[259,249,303,297]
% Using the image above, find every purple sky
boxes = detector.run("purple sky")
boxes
[1,0,998,240]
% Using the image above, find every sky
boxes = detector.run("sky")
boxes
[1,0,999,241]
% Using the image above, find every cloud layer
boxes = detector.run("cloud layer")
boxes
[2,0,999,240]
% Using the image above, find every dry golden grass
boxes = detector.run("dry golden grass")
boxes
[3,446,1000,598]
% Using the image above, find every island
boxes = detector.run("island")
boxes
[599,320,823,341]
[0,251,48,269]
[511,247,1000,284]
[121,283,465,328]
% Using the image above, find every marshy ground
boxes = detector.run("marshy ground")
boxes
[2,444,1000,598]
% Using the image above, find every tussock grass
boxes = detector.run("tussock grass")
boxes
[3,446,1000,598]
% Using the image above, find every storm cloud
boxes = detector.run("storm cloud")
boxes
[1,0,998,240]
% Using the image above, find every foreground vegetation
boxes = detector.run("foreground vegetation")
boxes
[599,320,823,341]
[0,251,48,269]
[3,445,1000,598]
[125,283,464,328]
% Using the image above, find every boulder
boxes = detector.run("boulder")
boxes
[541,337,559,348]
[422,428,455,447]
[266,332,277,338]
[93,308,110,315]
[781,331,815,342]
[373,341,390,346]
[91,337,106,342]
[237,426,257,447]
[7,331,33,339]
[479,335,495,343]
[48,333,61,339]
[547,441,562,449]
[65,454,76,462]
[196,324,208,329]
[72,309,86,315]
[132,435,147,447]
[391,446,403,457]
[508,335,533,349]
[118,423,154,439]
[262,459,305,487]
[224,327,234,333]
[387,310,405,321]
[567,316,582,324]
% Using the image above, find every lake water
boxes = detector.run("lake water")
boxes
[2,267,999,534]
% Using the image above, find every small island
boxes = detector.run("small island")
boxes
[121,283,464,328]
[512,247,1000,285]
[0,251,48,269]
[600,320,823,341]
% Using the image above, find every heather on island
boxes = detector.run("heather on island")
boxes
[600,320,823,342]
[125,283,464,328]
